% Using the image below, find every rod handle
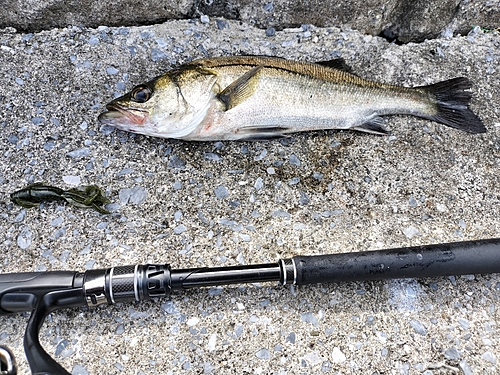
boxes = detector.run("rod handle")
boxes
[0,271,79,315]
[292,239,500,285]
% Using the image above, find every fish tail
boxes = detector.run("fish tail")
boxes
[418,77,486,134]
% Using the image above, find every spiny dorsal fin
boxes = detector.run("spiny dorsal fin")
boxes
[217,66,262,111]
[315,58,354,74]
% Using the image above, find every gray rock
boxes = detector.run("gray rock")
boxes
[106,67,119,75]
[168,155,186,169]
[272,210,290,219]
[115,324,125,335]
[118,186,147,205]
[254,177,264,190]
[55,339,69,356]
[72,365,90,375]
[174,224,187,234]
[204,152,222,161]
[403,226,421,239]
[289,154,301,166]
[161,301,179,315]
[129,186,147,204]
[43,141,55,151]
[301,312,319,326]
[203,362,215,374]
[409,196,417,207]
[444,347,461,360]
[13,209,26,223]
[459,360,473,375]
[63,175,81,185]
[117,168,134,177]
[114,363,124,371]
[151,48,168,62]
[31,116,45,125]
[299,191,310,205]
[481,351,496,364]
[208,287,223,296]
[59,250,71,263]
[99,125,115,135]
[7,134,19,144]
[214,185,229,199]
[313,172,324,181]
[265,27,276,37]
[67,148,90,159]
[409,320,427,336]
[255,348,271,359]
[17,226,33,249]
[216,19,228,30]
[457,318,469,330]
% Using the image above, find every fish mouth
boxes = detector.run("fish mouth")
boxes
[98,103,149,128]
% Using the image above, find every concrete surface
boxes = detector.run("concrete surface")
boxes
[0,18,500,375]
[2,0,500,42]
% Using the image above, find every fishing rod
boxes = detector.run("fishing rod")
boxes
[1,238,500,375]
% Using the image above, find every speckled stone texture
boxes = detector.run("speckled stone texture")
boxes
[0,19,499,374]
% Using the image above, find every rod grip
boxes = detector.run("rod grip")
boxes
[292,239,500,285]
[0,271,79,314]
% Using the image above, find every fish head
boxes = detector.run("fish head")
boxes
[98,68,219,139]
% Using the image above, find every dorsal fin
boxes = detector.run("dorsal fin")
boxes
[315,58,354,74]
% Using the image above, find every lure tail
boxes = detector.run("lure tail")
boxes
[419,77,486,133]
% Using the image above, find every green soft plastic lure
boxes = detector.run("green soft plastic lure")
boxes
[10,183,111,214]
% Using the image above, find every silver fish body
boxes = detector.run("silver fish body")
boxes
[98,56,485,140]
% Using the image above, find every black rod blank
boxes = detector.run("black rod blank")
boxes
[167,238,500,289]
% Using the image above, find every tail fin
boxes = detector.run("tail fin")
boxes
[419,77,486,134]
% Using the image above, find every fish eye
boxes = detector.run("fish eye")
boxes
[130,85,152,103]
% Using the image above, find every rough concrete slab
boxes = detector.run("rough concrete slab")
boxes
[2,0,500,42]
[0,19,500,374]
[1,0,194,32]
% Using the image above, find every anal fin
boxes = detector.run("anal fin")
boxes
[217,66,262,111]
[352,116,390,135]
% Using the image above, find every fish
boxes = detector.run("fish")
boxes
[98,56,486,141]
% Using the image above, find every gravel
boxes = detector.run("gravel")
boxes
[0,18,499,375]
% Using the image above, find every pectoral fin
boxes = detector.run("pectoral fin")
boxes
[352,116,390,135]
[217,66,262,111]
